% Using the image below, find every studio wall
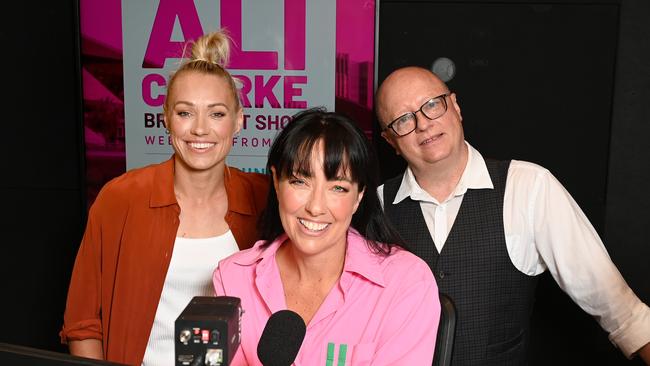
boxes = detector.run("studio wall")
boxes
[0,0,85,353]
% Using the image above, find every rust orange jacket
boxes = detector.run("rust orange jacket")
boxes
[60,156,269,365]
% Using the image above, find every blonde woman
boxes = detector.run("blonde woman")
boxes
[60,30,268,366]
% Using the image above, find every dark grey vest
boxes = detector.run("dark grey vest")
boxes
[384,160,538,366]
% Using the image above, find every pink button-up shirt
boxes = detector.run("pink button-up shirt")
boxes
[213,230,440,365]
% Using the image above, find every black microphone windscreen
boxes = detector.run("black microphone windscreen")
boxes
[257,310,306,366]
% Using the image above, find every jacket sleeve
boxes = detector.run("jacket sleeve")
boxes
[60,197,106,343]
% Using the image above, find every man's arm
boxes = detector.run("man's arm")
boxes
[68,339,104,360]
[508,162,650,358]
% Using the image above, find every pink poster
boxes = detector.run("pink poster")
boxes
[79,0,376,207]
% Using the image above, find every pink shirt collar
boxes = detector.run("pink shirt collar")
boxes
[231,229,388,289]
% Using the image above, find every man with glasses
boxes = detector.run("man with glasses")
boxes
[375,66,650,365]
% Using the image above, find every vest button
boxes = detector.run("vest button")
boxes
[439,270,446,279]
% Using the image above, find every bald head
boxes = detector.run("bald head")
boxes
[376,67,449,126]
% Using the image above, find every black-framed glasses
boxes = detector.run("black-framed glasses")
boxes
[384,93,450,136]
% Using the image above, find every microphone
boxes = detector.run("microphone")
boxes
[257,310,306,366]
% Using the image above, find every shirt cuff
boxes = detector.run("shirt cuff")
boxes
[609,302,650,358]
[60,319,103,344]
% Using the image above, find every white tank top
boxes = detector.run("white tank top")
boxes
[142,231,239,366]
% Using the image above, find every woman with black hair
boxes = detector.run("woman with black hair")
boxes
[214,107,440,365]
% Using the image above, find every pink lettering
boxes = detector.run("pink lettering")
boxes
[255,75,281,108]
[142,74,167,106]
[283,76,307,108]
[284,0,306,70]
[143,0,204,68]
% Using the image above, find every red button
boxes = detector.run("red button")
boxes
[201,330,210,343]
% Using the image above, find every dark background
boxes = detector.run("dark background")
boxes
[375,0,649,364]
[0,0,648,365]
[0,0,86,355]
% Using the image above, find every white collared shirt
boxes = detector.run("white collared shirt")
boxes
[378,141,650,357]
